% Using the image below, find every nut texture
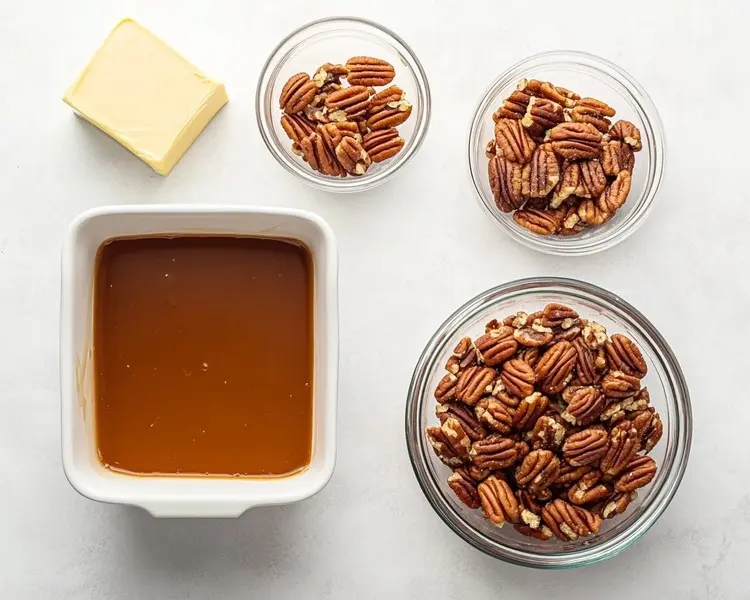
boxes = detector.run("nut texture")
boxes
[455,366,496,406]
[515,449,561,493]
[279,72,318,114]
[475,326,519,366]
[362,128,404,162]
[600,423,641,476]
[601,370,641,398]
[436,402,486,441]
[470,434,518,470]
[535,341,577,394]
[335,136,371,175]
[448,470,481,509]
[345,56,396,86]
[280,113,316,144]
[325,85,373,120]
[298,133,343,176]
[609,120,642,151]
[563,427,608,466]
[602,140,634,176]
[615,455,657,492]
[478,475,521,526]
[500,359,536,398]
[494,89,531,121]
[512,392,549,430]
[561,386,605,426]
[548,122,603,160]
[571,97,616,133]
[542,499,601,541]
[605,333,648,378]
[513,208,561,235]
[598,170,632,213]
[495,119,537,164]
[488,155,524,212]
[521,147,561,198]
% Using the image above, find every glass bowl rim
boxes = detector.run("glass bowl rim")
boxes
[467,50,666,255]
[405,276,692,568]
[255,15,431,193]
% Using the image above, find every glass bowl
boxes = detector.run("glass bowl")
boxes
[468,51,666,255]
[256,17,431,193]
[405,278,691,568]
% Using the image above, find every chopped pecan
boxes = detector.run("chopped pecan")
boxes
[567,470,610,506]
[345,56,395,86]
[488,155,524,212]
[478,475,521,526]
[542,499,601,541]
[445,336,477,374]
[602,371,641,398]
[521,147,561,198]
[434,373,458,403]
[598,170,632,213]
[609,120,642,151]
[572,337,597,385]
[548,122,603,160]
[475,399,514,434]
[581,321,608,350]
[455,366,496,406]
[279,72,318,114]
[513,208,561,235]
[494,89,532,121]
[298,133,344,176]
[521,96,565,134]
[535,341,577,394]
[362,128,404,162]
[602,140,634,176]
[335,136,371,175]
[561,386,605,426]
[605,333,648,378]
[470,434,518,470]
[325,85,373,120]
[600,422,640,476]
[515,449,561,493]
[475,325,519,366]
[495,119,537,163]
[436,402,486,441]
[571,97,616,133]
[500,359,536,398]
[514,322,555,347]
[615,455,657,492]
[563,427,608,466]
[555,463,593,486]
[530,415,567,451]
[426,425,464,467]
[448,470,481,509]
[513,393,550,431]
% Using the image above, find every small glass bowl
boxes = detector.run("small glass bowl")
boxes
[468,51,666,255]
[256,17,431,193]
[405,278,691,568]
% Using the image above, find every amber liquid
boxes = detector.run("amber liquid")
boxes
[93,236,314,477]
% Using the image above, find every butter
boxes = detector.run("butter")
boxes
[64,19,227,175]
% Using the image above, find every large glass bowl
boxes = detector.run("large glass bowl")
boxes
[405,278,691,568]
[468,51,666,255]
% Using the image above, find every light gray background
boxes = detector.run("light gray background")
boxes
[1,0,746,598]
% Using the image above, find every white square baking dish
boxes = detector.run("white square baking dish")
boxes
[60,205,338,517]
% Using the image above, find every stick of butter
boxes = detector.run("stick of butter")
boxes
[64,18,228,175]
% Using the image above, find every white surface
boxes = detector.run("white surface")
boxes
[61,206,338,517]
[0,0,746,597]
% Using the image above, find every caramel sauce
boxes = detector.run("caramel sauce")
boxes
[92,236,313,477]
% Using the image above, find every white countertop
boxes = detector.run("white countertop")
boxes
[1,0,746,597]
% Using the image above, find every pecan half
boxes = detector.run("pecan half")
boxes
[500,359,536,398]
[362,128,404,162]
[426,426,464,467]
[514,322,555,347]
[515,449,561,493]
[521,147,561,198]
[551,162,581,207]
[448,470,481,509]
[345,56,395,86]
[298,133,344,176]
[440,417,472,462]
[434,373,458,403]
[535,341,577,394]
[470,434,518,470]
[494,89,532,121]
[513,208,561,235]
[475,399,514,434]
[445,336,477,374]
[571,97,616,133]
[572,337,597,385]
[335,136,371,175]
[475,325,518,366]
[642,411,663,454]
[436,402,486,441]
[456,464,491,482]
[455,366,496,406]
[478,475,521,526]
[542,499,601,541]
[542,303,579,328]
[598,170,632,213]
[577,199,611,226]
[519,347,541,369]
[563,427,608,466]
[313,63,349,88]
[517,489,544,515]
[561,386,605,426]
[279,72,318,114]
[581,321,608,350]
[555,463,593,486]
[548,122,603,160]
[605,333,648,378]
[495,119,537,164]
[530,415,567,451]
[280,113,316,145]
[513,392,549,431]
[318,122,359,156]
[367,96,412,130]
[609,120,642,151]
[600,423,641,476]
[602,371,641,398]
[521,79,578,108]
[602,140,634,176]
[521,97,565,134]
[514,523,554,541]
[615,455,657,493]
[488,155,524,212]
[567,470,610,506]
[578,159,607,198]
[597,491,638,520]
[325,85,373,120]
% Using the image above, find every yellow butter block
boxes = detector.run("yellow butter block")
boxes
[64,18,228,175]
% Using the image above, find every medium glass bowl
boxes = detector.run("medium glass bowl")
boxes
[256,17,431,193]
[405,278,691,568]
[468,51,666,255]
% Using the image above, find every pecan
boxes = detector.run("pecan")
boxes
[367,96,412,130]
[563,427,608,466]
[456,464,491,482]
[600,423,640,476]
[475,399,514,434]
[600,393,648,423]
[547,122,603,160]
[519,347,541,369]
[495,119,536,164]
[599,170,632,214]
[602,140,634,176]
[521,79,578,108]
[494,388,521,409]
[521,147,560,198]
[298,133,344,176]
[598,491,638,519]
[318,122,359,156]
[555,463,593,486]
[578,159,607,198]
[572,337,597,385]
[448,470,481,509]
[500,359,536,398]
[609,120,642,151]
[542,499,601,541]
[521,96,565,134]
[445,336,477,374]
[515,449,561,493]
[602,371,641,398]
[513,208,561,235]
[513,392,549,431]
[470,434,518,470]
[550,162,581,207]
[426,426,464,467]
[571,97,616,133]
[514,524,554,541]
[440,417,472,462]
[530,415,567,451]
[313,63,349,88]
[514,322,555,347]
[539,304,578,329]
[362,128,404,162]
[642,411,663,454]
[561,386,605,426]
[279,72,318,114]
[455,366,496,406]
[494,89,531,121]
[517,489,544,515]
[475,325,518,366]
[345,56,395,86]
[535,341,577,394]
[515,439,531,462]
[280,113,316,145]
[302,102,330,124]
[615,455,657,492]
[581,321,608,350]
[478,475,521,526]
[605,333,647,378]
[436,402,486,441]
[567,470,610,505]
[488,155,524,212]
[434,373,458,403]
[335,136,371,175]
[325,85,373,120]
[577,199,611,226]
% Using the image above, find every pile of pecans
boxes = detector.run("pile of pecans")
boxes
[486,79,643,236]
[425,304,663,542]
[278,57,413,176]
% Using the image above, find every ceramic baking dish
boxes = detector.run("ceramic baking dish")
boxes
[60,205,338,517]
